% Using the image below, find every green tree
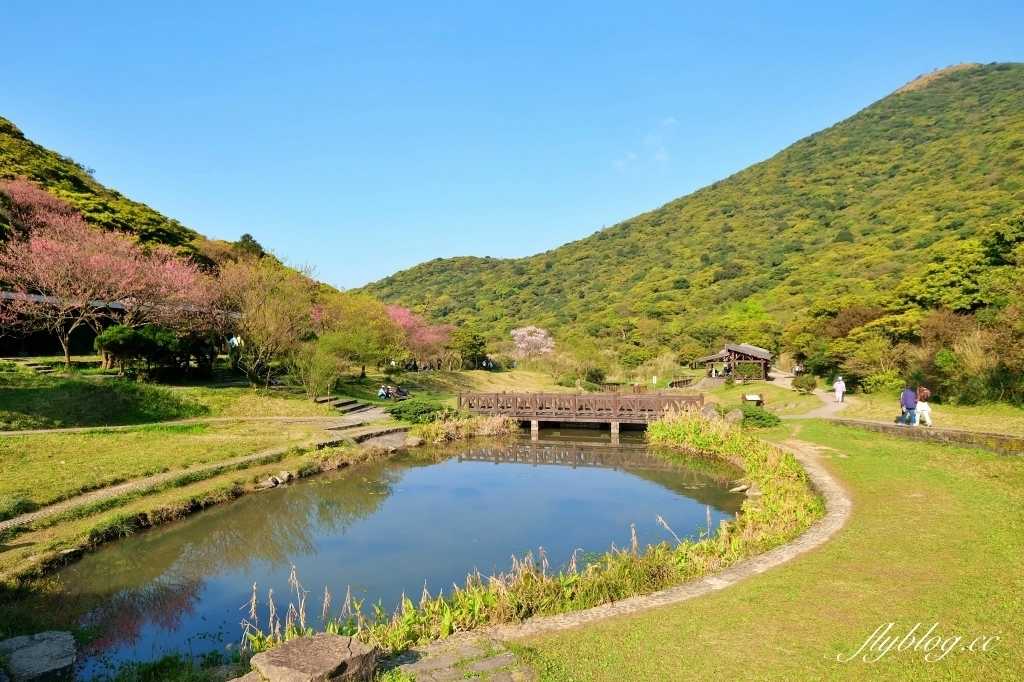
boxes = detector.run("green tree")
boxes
[450,328,487,369]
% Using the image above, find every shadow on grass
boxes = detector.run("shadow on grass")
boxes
[0,375,210,431]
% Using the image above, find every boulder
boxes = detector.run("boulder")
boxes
[251,633,377,682]
[745,484,763,497]
[0,631,75,682]
[729,484,749,493]
[724,409,744,424]
[699,403,721,420]
[279,471,294,482]
[404,435,425,448]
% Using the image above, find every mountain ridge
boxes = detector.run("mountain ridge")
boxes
[360,63,1024,355]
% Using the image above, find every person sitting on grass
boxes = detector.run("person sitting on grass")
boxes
[915,387,933,428]
[378,385,388,399]
[899,384,918,425]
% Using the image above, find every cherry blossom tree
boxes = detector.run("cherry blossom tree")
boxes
[0,179,213,368]
[511,326,555,358]
[386,305,455,361]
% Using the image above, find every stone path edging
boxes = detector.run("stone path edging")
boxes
[482,444,851,640]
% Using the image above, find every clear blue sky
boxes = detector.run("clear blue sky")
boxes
[2,2,1022,288]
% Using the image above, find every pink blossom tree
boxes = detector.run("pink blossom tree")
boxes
[511,326,555,359]
[386,305,455,361]
[0,179,212,368]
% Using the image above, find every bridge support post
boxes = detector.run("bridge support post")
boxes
[530,420,539,441]
[610,421,620,445]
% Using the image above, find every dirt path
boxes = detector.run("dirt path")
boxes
[0,417,397,534]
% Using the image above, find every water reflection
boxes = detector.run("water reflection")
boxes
[54,439,743,674]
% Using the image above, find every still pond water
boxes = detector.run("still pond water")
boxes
[58,431,744,678]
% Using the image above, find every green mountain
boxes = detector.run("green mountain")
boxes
[0,115,201,250]
[362,63,1024,356]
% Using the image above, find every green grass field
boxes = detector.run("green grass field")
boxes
[705,381,824,416]
[516,421,1024,681]
[0,421,327,518]
[0,367,337,431]
[841,395,1024,435]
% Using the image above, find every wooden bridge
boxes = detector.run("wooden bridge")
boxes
[456,392,704,436]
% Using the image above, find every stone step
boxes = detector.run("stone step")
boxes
[336,402,372,415]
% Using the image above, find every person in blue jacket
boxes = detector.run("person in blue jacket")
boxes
[899,384,918,425]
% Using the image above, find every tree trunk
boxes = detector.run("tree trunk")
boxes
[360,364,366,378]
[59,333,72,370]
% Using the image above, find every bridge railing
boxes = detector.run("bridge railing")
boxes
[456,392,704,423]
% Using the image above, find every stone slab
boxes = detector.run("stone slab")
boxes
[250,633,376,682]
[0,631,75,682]
[399,654,459,673]
[466,652,517,673]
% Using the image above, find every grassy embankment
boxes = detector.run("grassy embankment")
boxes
[0,440,394,633]
[516,420,1024,681]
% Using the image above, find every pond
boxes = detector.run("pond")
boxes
[56,431,744,678]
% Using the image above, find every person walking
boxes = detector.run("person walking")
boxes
[899,384,918,425]
[833,376,847,403]
[915,387,933,427]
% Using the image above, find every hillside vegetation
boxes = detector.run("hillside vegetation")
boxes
[362,64,1024,382]
[0,116,203,249]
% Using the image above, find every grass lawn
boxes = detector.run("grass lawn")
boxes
[517,421,1023,681]
[705,381,824,416]
[0,368,337,431]
[841,395,1024,435]
[0,421,327,516]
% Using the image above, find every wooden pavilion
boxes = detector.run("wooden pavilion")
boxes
[698,343,773,381]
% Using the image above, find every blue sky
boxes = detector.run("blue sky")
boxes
[2,2,1022,288]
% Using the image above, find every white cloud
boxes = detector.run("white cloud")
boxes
[614,117,677,172]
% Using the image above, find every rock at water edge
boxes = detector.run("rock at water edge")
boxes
[0,631,75,682]
[251,633,377,682]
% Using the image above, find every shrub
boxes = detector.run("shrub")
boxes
[556,373,577,388]
[792,374,818,393]
[384,398,458,424]
[734,363,763,381]
[723,375,735,387]
[739,403,781,428]
[862,369,904,395]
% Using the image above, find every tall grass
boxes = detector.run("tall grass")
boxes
[240,411,825,657]
[411,415,521,443]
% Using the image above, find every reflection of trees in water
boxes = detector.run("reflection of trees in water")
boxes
[79,579,204,654]
[624,467,744,516]
[57,460,410,654]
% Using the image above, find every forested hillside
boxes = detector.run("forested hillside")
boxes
[363,63,1024,386]
[0,115,210,254]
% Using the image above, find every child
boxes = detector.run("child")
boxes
[915,387,933,427]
